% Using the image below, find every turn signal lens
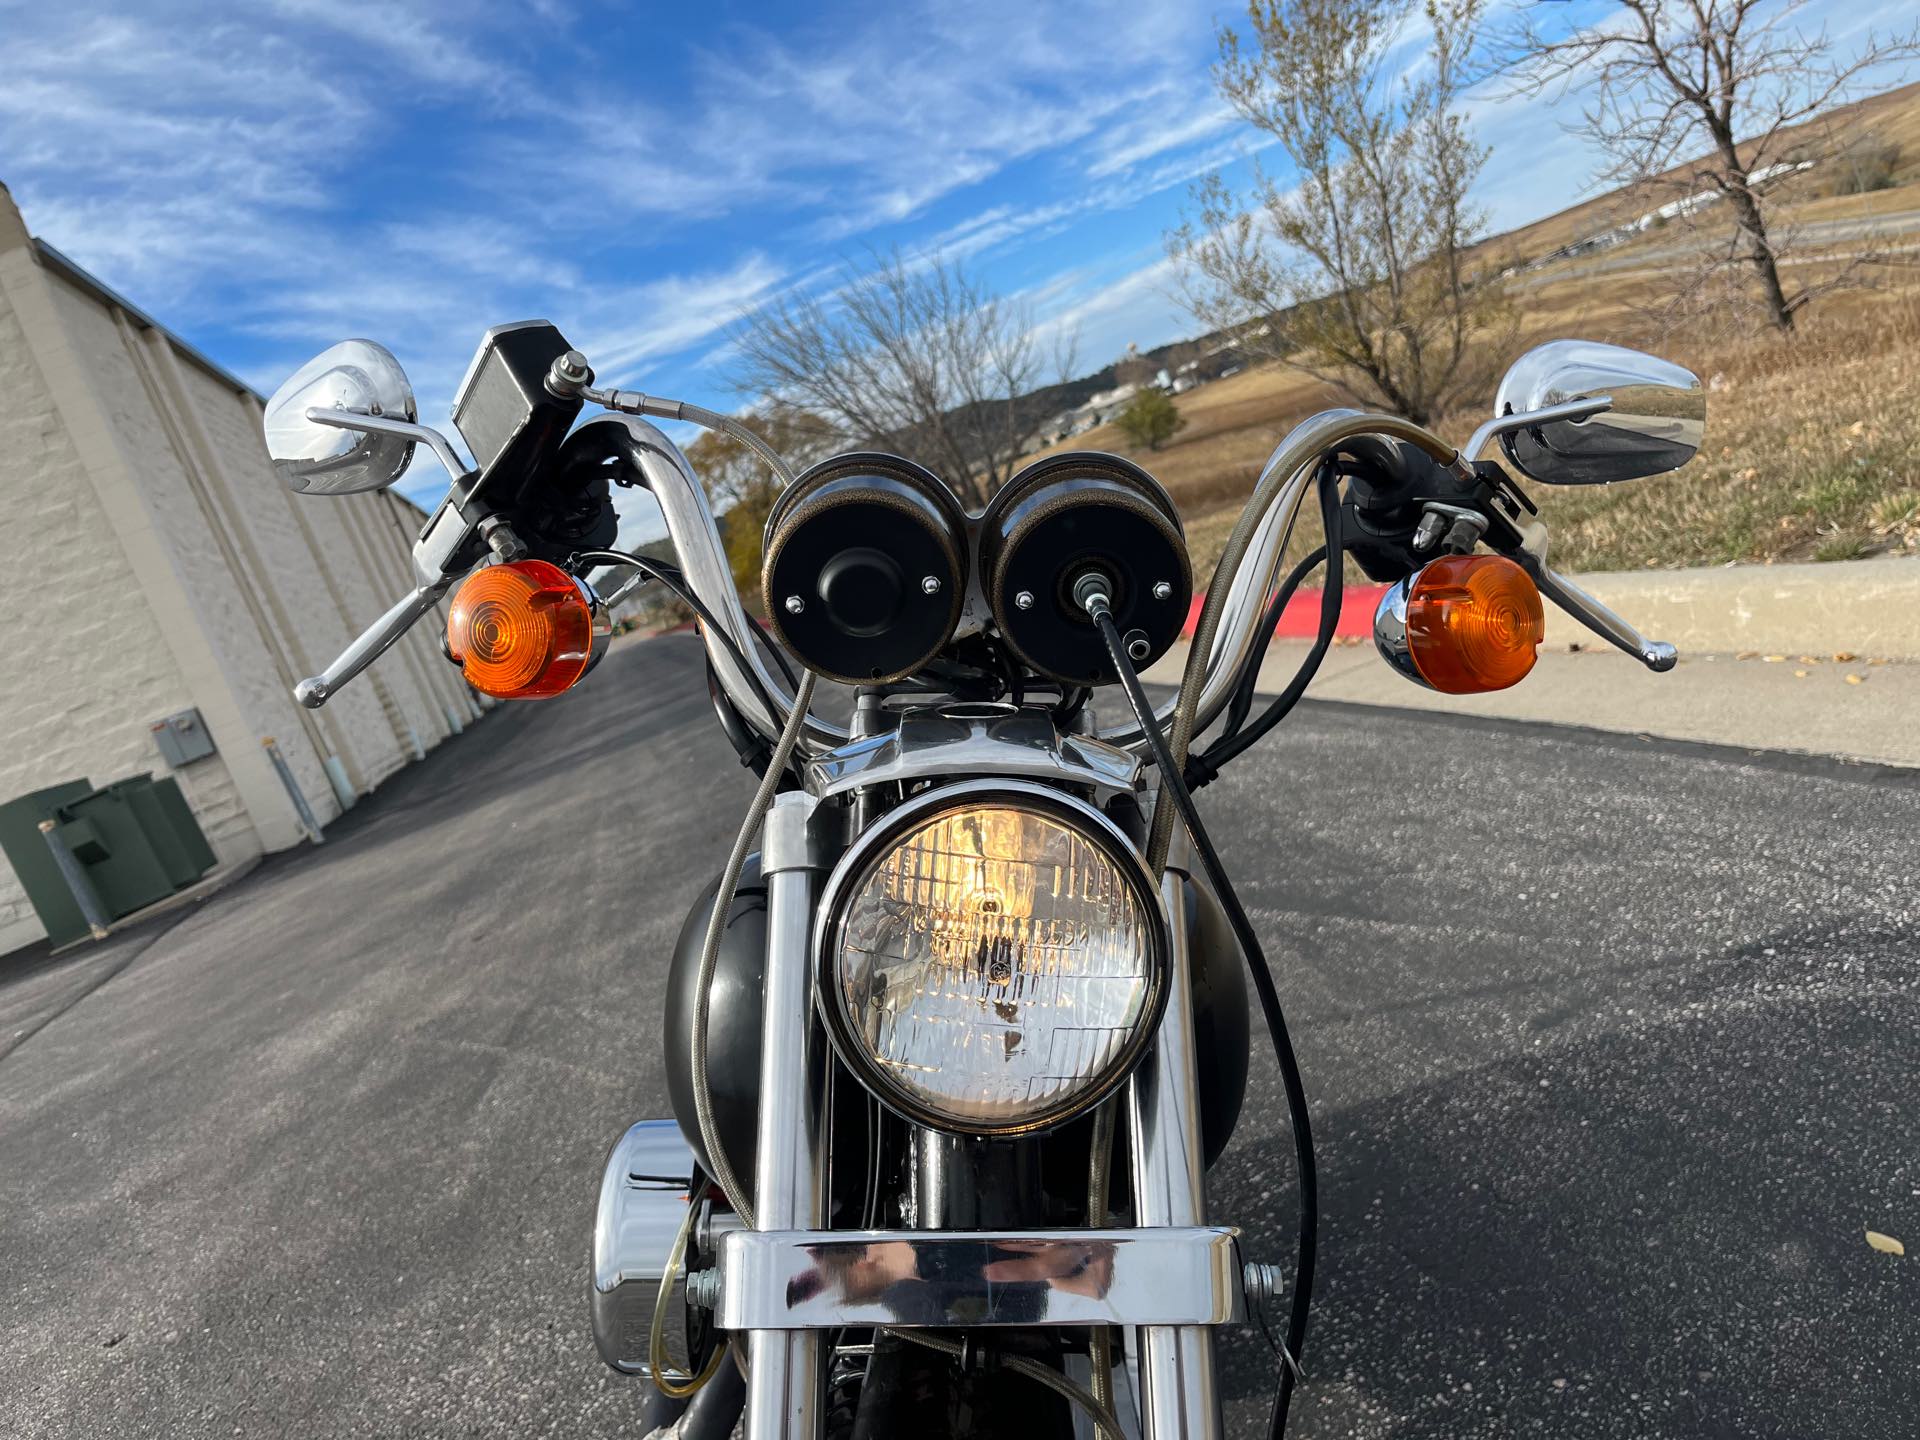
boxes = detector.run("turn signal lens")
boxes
[1405,554,1544,693]
[447,559,605,699]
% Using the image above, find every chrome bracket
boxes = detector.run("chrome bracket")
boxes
[714,1227,1247,1331]
[806,710,1142,802]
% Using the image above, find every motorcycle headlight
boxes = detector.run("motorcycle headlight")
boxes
[816,782,1169,1136]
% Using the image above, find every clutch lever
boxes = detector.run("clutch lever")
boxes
[293,440,497,708]
[295,579,453,707]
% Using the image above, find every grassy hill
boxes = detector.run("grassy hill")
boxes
[1033,79,1920,578]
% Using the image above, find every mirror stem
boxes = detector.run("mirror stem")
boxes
[304,407,469,484]
[1459,395,1613,468]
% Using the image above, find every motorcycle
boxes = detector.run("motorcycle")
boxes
[261,322,1704,1439]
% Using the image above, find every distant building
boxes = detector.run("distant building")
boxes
[0,183,480,954]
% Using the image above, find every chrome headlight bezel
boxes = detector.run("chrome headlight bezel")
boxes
[813,779,1171,1137]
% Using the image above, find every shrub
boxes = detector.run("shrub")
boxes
[1834,140,1900,196]
[1115,387,1188,452]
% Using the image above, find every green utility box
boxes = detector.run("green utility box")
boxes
[107,775,217,889]
[0,780,101,949]
[0,773,219,949]
[47,786,173,921]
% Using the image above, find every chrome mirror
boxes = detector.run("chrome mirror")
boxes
[1490,340,1705,486]
[263,340,419,494]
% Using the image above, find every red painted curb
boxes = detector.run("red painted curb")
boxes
[1181,585,1387,641]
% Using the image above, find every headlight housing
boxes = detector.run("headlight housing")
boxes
[816,781,1169,1136]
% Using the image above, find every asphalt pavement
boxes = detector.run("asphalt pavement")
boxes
[2,632,1915,1439]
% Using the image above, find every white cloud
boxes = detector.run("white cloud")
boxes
[572,254,790,377]
[1084,91,1239,180]
[500,1,1227,239]
[261,0,516,95]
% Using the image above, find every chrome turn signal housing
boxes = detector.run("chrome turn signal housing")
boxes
[446,558,610,699]
[1374,553,1544,694]
[814,780,1169,1136]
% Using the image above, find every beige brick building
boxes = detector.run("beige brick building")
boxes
[0,182,480,954]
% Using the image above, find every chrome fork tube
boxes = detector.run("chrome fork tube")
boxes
[745,791,829,1440]
[1127,831,1220,1439]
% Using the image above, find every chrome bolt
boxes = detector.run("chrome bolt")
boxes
[1152,580,1173,601]
[546,349,593,397]
[479,516,526,562]
[784,594,805,615]
[921,575,942,595]
[1015,591,1035,611]
[1243,1261,1285,1312]
[685,1267,720,1310]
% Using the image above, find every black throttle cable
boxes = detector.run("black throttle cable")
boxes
[1221,544,1326,742]
[1190,464,1344,787]
[1083,587,1318,1439]
[571,548,795,713]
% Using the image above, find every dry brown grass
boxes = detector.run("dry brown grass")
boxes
[1047,251,1920,581]
[1012,79,1920,581]
[1473,80,1920,268]
[1527,289,1920,571]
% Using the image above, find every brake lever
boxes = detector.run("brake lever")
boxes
[294,477,496,708]
[1507,523,1677,672]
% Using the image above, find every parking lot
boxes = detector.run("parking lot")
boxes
[3,632,1916,1438]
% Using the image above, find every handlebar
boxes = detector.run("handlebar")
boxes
[289,367,1679,751]
[588,404,1680,759]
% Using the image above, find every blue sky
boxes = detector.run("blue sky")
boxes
[1,0,1911,523]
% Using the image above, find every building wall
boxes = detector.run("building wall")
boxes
[0,184,478,953]
[0,238,252,948]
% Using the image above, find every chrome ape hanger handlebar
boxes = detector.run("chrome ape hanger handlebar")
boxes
[280,333,1683,729]
[617,389,1680,758]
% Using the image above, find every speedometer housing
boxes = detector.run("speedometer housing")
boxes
[815,780,1171,1137]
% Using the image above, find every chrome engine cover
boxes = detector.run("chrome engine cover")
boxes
[591,1119,719,1376]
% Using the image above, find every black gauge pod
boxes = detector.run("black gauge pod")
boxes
[762,453,967,684]
[978,452,1191,685]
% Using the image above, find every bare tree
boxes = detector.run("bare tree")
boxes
[1168,0,1508,427]
[1504,0,1920,333]
[1047,326,1083,392]
[729,251,1051,508]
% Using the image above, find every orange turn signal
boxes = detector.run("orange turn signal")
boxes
[1401,553,1544,694]
[446,559,606,699]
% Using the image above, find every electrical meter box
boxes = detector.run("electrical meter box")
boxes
[150,708,216,768]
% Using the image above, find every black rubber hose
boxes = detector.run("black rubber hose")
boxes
[1087,596,1318,1439]
[677,1344,747,1440]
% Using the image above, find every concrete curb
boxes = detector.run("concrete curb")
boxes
[1180,556,1920,659]
[1541,557,1920,659]
[1142,640,1920,771]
